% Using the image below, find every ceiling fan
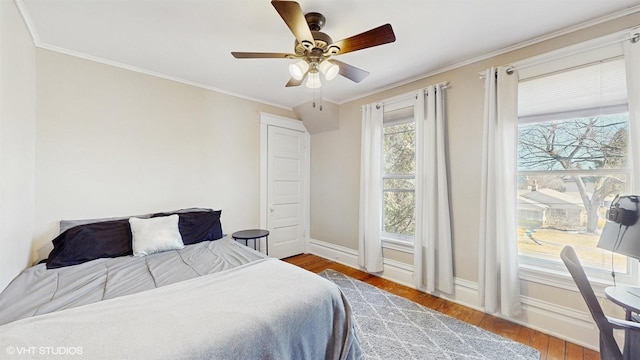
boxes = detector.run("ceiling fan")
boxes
[231,0,396,89]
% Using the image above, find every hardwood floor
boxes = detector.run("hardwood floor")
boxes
[282,253,599,360]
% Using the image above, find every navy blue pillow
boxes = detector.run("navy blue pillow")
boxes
[46,219,133,269]
[152,210,223,245]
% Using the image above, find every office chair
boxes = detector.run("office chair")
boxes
[561,246,640,359]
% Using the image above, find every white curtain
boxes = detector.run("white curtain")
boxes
[625,32,640,191]
[414,85,454,294]
[359,103,384,273]
[478,67,522,317]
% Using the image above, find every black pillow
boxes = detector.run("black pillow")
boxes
[46,219,133,269]
[152,210,223,245]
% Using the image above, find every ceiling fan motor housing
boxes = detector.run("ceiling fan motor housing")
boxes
[295,31,333,54]
[294,12,338,57]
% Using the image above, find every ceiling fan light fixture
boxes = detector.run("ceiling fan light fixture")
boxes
[231,2,395,89]
[289,60,309,80]
[306,71,321,89]
[319,60,339,81]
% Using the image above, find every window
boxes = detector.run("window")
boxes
[516,57,632,278]
[382,119,416,242]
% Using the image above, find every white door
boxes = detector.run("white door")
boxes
[267,125,306,259]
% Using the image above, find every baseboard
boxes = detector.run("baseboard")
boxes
[381,258,414,287]
[308,239,359,268]
[307,238,601,350]
[516,296,600,351]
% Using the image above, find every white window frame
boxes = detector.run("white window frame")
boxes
[511,28,640,290]
[381,117,416,247]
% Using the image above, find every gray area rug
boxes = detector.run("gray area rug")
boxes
[319,269,540,360]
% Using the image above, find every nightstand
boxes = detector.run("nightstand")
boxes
[232,229,270,255]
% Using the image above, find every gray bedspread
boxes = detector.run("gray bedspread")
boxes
[0,238,361,359]
[0,237,266,326]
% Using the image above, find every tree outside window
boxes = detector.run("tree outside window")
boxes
[516,58,630,274]
[382,121,415,240]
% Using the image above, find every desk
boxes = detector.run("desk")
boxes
[605,286,640,357]
[232,229,269,255]
[605,286,640,321]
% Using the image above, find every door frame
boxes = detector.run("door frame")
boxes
[259,112,310,254]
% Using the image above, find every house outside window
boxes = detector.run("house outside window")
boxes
[516,56,632,279]
[382,119,416,243]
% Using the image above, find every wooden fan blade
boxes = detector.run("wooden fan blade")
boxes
[330,24,396,55]
[271,1,315,47]
[231,52,294,59]
[332,59,369,83]
[286,77,304,87]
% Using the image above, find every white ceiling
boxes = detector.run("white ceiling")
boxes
[17,0,640,109]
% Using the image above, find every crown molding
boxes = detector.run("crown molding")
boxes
[13,0,293,112]
[14,0,640,110]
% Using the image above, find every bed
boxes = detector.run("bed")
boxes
[0,208,361,359]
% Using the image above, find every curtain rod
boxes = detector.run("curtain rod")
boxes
[478,30,640,80]
[373,81,450,109]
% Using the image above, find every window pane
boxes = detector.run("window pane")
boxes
[518,113,629,172]
[383,187,415,236]
[517,174,628,273]
[383,178,415,237]
[384,123,415,175]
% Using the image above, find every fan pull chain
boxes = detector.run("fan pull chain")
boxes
[311,88,323,111]
[312,86,316,109]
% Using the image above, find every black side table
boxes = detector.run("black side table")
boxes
[232,229,270,255]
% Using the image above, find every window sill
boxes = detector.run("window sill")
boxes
[519,263,617,297]
[381,238,414,254]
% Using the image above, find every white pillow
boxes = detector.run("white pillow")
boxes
[130,215,184,256]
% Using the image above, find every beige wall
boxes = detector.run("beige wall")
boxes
[310,11,640,347]
[312,11,640,277]
[0,0,37,291]
[33,49,296,260]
